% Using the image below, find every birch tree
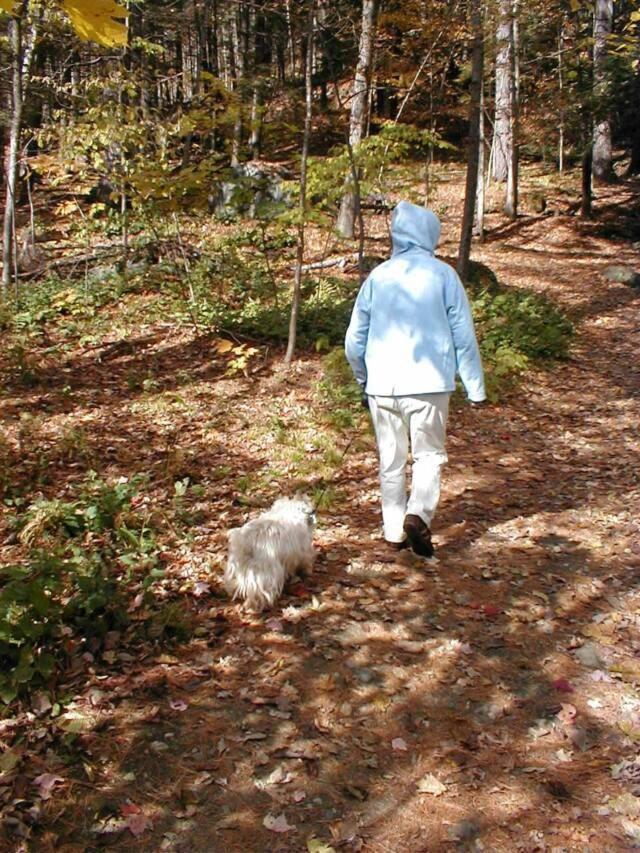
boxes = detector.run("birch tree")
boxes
[492,0,513,183]
[592,0,614,182]
[285,0,315,364]
[2,1,37,299]
[336,0,378,239]
[1,0,129,298]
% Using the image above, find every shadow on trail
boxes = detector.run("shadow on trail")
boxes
[0,329,233,422]
[35,351,638,851]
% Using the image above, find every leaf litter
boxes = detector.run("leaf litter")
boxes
[1,181,640,851]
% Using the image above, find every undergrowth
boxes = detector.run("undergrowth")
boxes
[0,473,165,705]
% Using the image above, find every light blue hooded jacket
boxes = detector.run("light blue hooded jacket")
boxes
[344,202,486,402]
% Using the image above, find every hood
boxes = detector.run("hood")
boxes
[390,201,441,256]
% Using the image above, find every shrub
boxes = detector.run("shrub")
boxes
[0,474,162,704]
[471,288,573,362]
[469,284,572,398]
[316,348,363,430]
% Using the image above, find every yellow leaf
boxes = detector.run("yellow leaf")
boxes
[61,0,129,48]
[307,839,336,853]
[618,722,640,742]
[214,339,234,354]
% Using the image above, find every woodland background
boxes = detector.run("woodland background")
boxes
[1,0,640,850]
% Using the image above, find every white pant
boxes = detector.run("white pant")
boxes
[368,393,450,543]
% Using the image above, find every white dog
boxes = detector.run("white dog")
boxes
[225,496,316,612]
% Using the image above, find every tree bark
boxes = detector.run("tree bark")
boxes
[592,0,614,183]
[504,0,519,218]
[558,16,565,173]
[581,145,593,218]
[2,1,33,300]
[336,0,378,239]
[474,75,485,241]
[285,0,315,364]
[457,0,484,280]
[628,61,640,175]
[492,0,512,183]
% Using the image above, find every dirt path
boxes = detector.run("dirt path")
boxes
[3,184,640,852]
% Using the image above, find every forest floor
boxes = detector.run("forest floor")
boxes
[1,172,640,852]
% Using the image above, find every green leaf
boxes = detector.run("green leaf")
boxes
[0,747,21,773]
[0,683,18,705]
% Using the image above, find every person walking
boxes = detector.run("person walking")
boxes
[345,201,486,557]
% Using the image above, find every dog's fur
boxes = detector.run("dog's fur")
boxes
[225,496,316,612]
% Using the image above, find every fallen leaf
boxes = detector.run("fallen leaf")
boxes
[57,711,92,733]
[215,339,234,354]
[307,838,337,853]
[617,722,640,742]
[265,765,294,786]
[120,802,142,816]
[32,692,52,717]
[554,748,573,763]
[264,813,295,833]
[0,748,22,775]
[33,773,64,799]
[552,678,574,693]
[610,792,640,817]
[126,813,151,837]
[417,773,447,795]
[169,699,188,712]
[392,737,408,751]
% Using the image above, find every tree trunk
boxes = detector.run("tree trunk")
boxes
[504,0,519,218]
[581,145,593,218]
[336,0,378,238]
[248,4,262,159]
[474,76,485,241]
[457,0,483,280]
[628,61,640,175]
[285,0,315,365]
[592,0,614,183]
[2,2,29,299]
[492,0,512,183]
[558,16,565,173]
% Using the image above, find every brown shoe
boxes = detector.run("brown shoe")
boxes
[403,514,434,558]
[385,539,409,551]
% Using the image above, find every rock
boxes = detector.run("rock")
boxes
[209,162,291,219]
[602,265,640,288]
[361,192,392,211]
[86,175,120,208]
[17,234,47,273]
[574,641,605,669]
[351,666,378,685]
[361,255,385,273]
[447,818,480,843]
[522,191,546,214]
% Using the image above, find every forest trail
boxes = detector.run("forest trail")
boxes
[3,183,640,852]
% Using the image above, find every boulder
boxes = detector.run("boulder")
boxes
[602,265,640,288]
[209,162,291,219]
[521,191,547,214]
